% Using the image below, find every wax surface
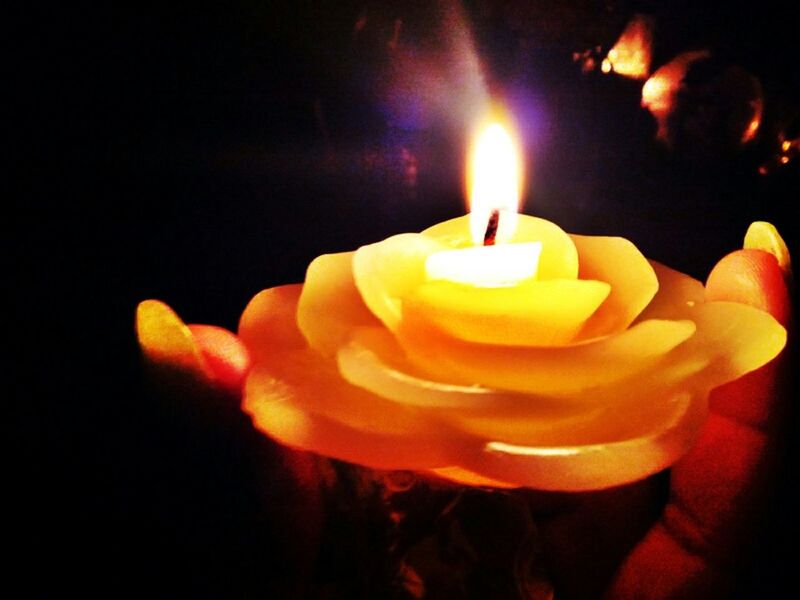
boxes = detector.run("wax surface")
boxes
[406,278,610,346]
[240,216,786,491]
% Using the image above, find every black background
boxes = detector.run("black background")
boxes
[17,1,798,596]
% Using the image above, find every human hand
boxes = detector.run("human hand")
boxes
[519,243,792,599]
[136,228,792,599]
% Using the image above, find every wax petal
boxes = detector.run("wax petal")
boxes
[428,466,519,489]
[338,326,535,410]
[598,300,787,404]
[397,313,696,396]
[246,350,442,435]
[571,234,659,340]
[422,215,579,280]
[452,388,694,446]
[636,261,704,322]
[339,327,671,433]
[297,251,380,355]
[670,301,786,390]
[136,299,211,380]
[242,288,465,467]
[238,284,307,363]
[458,390,708,491]
[243,355,462,469]
[340,325,707,448]
[406,278,610,346]
[353,233,444,331]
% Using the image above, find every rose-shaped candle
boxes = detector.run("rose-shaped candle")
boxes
[236,119,786,492]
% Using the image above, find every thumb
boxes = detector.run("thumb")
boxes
[608,240,792,598]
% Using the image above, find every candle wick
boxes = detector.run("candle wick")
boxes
[483,210,500,246]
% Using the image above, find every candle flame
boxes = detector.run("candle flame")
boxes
[467,121,522,245]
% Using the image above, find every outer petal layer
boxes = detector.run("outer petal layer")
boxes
[242,290,465,470]
[459,390,707,491]
[297,251,380,355]
[396,313,696,396]
[572,234,659,340]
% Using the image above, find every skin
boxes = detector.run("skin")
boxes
[524,249,792,599]
[605,249,791,599]
[182,247,792,599]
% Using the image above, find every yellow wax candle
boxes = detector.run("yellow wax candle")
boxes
[235,119,787,491]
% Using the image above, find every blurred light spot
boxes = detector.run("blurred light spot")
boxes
[353,13,368,36]
[388,18,402,50]
[400,147,418,188]
[758,133,798,175]
[641,50,711,142]
[603,14,654,80]
[573,47,602,74]
[741,111,761,144]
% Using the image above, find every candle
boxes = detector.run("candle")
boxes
[139,117,787,492]
[233,118,786,491]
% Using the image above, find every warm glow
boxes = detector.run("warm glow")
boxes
[467,121,522,245]
[420,117,540,287]
[603,14,653,80]
[742,114,761,143]
[641,75,670,111]
[425,242,542,287]
[641,51,711,142]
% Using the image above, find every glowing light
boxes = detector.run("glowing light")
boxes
[603,14,653,80]
[425,242,542,287]
[467,121,523,245]
[742,115,761,144]
[422,117,537,287]
[641,75,670,110]
[641,51,711,142]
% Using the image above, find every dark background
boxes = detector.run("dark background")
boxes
[18,1,798,596]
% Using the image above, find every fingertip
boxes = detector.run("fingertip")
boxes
[135,299,210,378]
[743,221,792,279]
[136,299,250,395]
[705,249,791,327]
[188,324,251,393]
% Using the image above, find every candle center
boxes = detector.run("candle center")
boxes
[425,241,543,287]
[424,118,541,287]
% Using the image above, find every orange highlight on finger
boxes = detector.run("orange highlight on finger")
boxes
[705,249,791,327]
[136,299,250,394]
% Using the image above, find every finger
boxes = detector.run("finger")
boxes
[608,247,792,599]
[136,300,250,396]
[188,324,251,393]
